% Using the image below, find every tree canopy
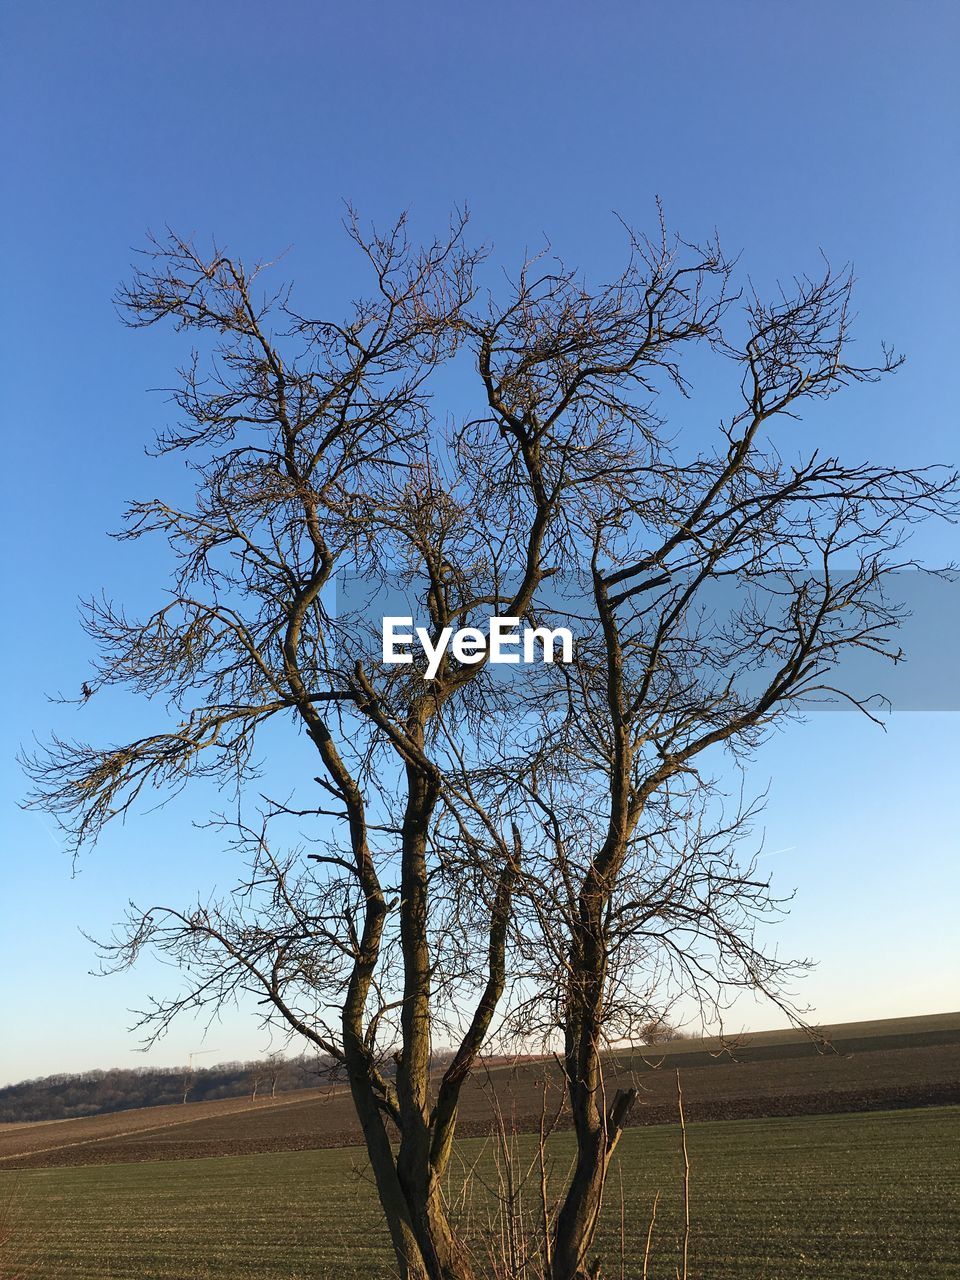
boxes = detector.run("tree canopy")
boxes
[25,210,958,1280]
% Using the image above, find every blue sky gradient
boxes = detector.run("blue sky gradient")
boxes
[1,1,958,1084]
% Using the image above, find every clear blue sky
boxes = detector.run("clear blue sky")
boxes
[1,0,958,1085]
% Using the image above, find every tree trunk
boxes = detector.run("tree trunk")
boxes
[552,1133,606,1279]
[404,1168,478,1280]
[388,749,478,1280]
[551,878,636,1280]
[552,1034,607,1280]
[357,1113,476,1280]
[552,1075,638,1280]
[343,1058,478,1280]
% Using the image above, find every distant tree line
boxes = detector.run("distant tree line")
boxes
[0,1054,338,1123]
[1,1023,690,1125]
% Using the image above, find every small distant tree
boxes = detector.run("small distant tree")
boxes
[638,1019,687,1045]
[249,1064,264,1101]
[266,1050,285,1099]
[24,210,956,1279]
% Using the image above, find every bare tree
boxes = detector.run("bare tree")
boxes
[266,1050,285,1099]
[24,210,957,1280]
[426,242,957,1278]
[249,1064,264,1102]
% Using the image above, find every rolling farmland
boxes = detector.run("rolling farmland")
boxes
[1,1013,957,1171]
[1,1014,957,1277]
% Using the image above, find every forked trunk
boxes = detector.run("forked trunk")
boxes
[406,1174,478,1280]
[551,1125,608,1280]
[364,1138,476,1280]
[367,754,478,1280]
[349,1087,477,1280]
[551,1081,637,1280]
[552,875,636,1280]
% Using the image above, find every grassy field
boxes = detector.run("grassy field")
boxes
[2,1106,957,1279]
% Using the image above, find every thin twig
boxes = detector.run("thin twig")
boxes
[677,1068,690,1280]
[618,1162,626,1280]
[643,1189,661,1280]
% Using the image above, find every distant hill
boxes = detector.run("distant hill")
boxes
[2,1011,957,1147]
[0,1055,336,1124]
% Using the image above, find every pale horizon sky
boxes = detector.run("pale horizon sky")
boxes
[2,0,958,1087]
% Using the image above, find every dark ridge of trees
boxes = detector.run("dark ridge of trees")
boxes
[0,1055,337,1123]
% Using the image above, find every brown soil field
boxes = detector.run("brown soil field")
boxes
[0,1087,342,1165]
[2,1011,957,1170]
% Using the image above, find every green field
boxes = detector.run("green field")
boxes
[2,1106,957,1279]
